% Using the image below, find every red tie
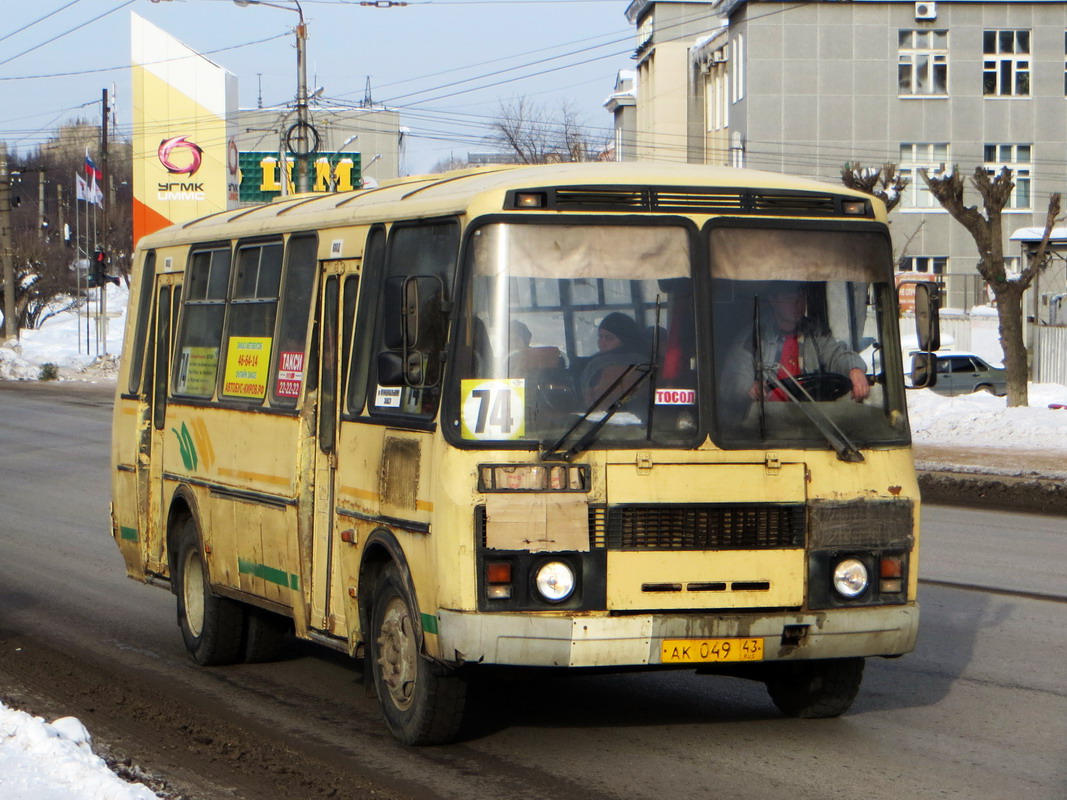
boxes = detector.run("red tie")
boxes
[770,333,798,401]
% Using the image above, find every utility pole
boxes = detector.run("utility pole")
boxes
[37,167,47,239]
[0,142,15,342]
[99,88,110,354]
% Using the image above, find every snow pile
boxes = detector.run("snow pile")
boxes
[0,283,128,382]
[0,703,157,800]
[907,384,1067,448]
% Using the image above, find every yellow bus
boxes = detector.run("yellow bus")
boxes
[112,162,933,745]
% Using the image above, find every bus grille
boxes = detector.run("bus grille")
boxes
[604,503,805,551]
[542,187,858,217]
[477,503,805,551]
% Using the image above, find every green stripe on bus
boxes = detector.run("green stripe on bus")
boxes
[119,526,138,542]
[421,613,439,635]
[238,558,298,591]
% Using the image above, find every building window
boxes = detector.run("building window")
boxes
[901,256,947,274]
[983,30,1030,96]
[732,33,744,103]
[898,30,948,95]
[984,144,1032,210]
[899,143,949,210]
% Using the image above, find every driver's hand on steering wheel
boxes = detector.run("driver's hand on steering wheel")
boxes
[849,368,870,401]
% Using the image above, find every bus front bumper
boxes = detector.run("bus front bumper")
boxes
[435,605,918,668]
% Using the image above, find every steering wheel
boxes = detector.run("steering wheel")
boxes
[781,372,852,402]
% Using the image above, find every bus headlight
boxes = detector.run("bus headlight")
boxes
[832,558,869,598]
[534,561,575,603]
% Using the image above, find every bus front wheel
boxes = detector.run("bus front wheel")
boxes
[764,657,864,719]
[175,518,245,666]
[369,564,466,745]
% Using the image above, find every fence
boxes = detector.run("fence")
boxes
[1033,325,1067,386]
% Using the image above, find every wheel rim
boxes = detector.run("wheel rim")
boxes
[377,596,418,711]
[182,548,206,639]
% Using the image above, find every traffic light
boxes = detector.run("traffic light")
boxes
[89,250,107,288]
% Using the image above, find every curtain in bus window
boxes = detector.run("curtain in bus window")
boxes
[173,247,231,398]
[270,234,318,408]
[221,241,284,402]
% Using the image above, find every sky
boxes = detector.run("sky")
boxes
[0,0,639,174]
[2,285,1067,795]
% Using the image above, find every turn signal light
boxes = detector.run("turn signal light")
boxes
[486,562,512,584]
[486,562,513,600]
[880,555,904,593]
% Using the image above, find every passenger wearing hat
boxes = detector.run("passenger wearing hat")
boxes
[581,312,647,406]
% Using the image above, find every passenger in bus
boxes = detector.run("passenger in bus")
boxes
[508,319,563,375]
[726,281,870,403]
[580,312,647,407]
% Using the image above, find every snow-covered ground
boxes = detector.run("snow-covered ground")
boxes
[0,705,157,800]
[2,287,1066,798]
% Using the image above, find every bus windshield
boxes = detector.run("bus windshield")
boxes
[453,221,699,448]
[709,225,910,450]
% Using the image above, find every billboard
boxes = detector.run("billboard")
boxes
[131,12,238,246]
[238,152,363,204]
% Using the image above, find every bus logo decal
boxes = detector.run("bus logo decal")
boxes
[171,422,198,471]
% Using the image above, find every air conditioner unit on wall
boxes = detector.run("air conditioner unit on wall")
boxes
[915,1,937,20]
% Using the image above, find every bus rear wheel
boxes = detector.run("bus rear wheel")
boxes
[369,564,466,745]
[175,518,245,666]
[764,657,864,719]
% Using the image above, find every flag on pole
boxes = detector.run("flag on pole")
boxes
[88,176,104,207]
[75,173,89,202]
[84,148,102,182]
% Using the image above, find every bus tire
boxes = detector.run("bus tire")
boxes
[175,518,245,666]
[764,657,864,719]
[243,607,291,663]
[369,564,466,745]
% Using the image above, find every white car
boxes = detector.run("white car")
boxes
[911,351,1008,396]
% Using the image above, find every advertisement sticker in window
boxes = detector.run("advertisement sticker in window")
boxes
[223,336,273,399]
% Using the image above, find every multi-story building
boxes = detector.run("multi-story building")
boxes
[610,0,1067,318]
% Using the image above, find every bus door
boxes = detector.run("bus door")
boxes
[140,273,181,575]
[310,262,360,633]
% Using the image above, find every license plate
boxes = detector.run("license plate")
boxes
[660,637,764,664]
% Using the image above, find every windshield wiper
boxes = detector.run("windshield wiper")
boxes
[764,372,864,463]
[540,363,655,462]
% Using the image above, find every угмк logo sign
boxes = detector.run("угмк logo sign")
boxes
[158,135,204,175]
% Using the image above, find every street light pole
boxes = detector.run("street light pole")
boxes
[234,0,313,193]
[292,3,311,193]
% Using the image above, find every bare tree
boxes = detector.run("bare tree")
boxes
[840,162,908,213]
[489,97,604,165]
[920,165,1061,407]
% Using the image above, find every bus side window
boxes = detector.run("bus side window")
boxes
[347,226,386,416]
[370,221,459,418]
[172,246,231,399]
[152,287,172,431]
[270,234,318,408]
[220,240,284,403]
[127,250,157,396]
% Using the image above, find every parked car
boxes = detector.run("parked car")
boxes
[910,351,1008,396]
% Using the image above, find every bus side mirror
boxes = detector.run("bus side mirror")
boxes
[913,282,941,352]
[382,276,410,350]
[910,352,937,389]
[377,351,405,386]
[380,274,446,388]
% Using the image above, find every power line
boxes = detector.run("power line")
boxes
[0,0,139,69]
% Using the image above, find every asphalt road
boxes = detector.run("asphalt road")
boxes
[1,380,1064,800]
